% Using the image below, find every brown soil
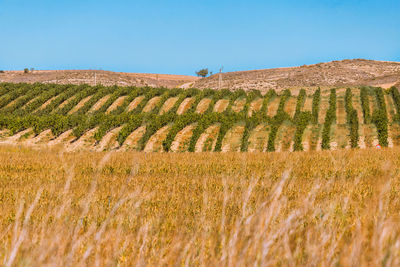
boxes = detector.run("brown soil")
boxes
[170,124,197,152]
[193,59,400,93]
[142,96,161,113]
[283,97,297,118]
[88,95,111,113]
[248,98,263,117]
[267,96,280,117]
[221,124,245,152]
[177,97,195,115]
[247,124,270,152]
[126,96,145,112]
[336,89,347,125]
[95,126,123,151]
[159,97,179,114]
[67,95,92,114]
[302,96,313,112]
[195,124,220,152]
[121,126,146,151]
[213,99,229,113]
[35,95,59,112]
[106,96,127,114]
[195,98,211,114]
[231,98,247,113]
[0,70,198,88]
[143,125,171,152]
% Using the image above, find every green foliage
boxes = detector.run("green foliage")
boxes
[266,90,291,152]
[344,88,359,148]
[390,87,400,122]
[293,111,311,151]
[360,87,371,124]
[195,68,209,77]
[321,89,336,150]
[294,89,306,121]
[311,88,321,124]
[372,87,388,147]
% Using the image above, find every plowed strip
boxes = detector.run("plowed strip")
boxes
[95,126,123,151]
[65,127,98,152]
[106,96,127,114]
[48,130,75,147]
[384,94,395,122]
[195,98,212,114]
[195,124,220,152]
[159,97,179,114]
[55,95,76,112]
[121,126,146,151]
[142,96,161,113]
[126,96,145,112]
[213,99,229,113]
[177,97,195,115]
[171,124,196,152]
[318,95,329,124]
[276,123,296,152]
[248,124,270,152]
[231,98,246,113]
[302,96,313,112]
[283,97,297,118]
[267,96,280,117]
[35,95,59,112]
[221,124,245,152]
[88,94,111,113]
[248,98,263,117]
[336,89,346,125]
[143,125,171,152]
[67,95,92,114]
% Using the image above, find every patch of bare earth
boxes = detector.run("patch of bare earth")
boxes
[126,96,145,112]
[277,123,296,152]
[106,96,127,114]
[283,97,297,118]
[143,125,171,152]
[192,59,400,93]
[336,89,347,125]
[35,95,58,112]
[65,127,98,152]
[221,124,245,152]
[0,70,199,88]
[95,126,123,151]
[170,124,197,152]
[67,95,92,115]
[121,126,146,151]
[159,97,179,114]
[54,95,76,112]
[302,96,313,112]
[47,130,75,147]
[267,96,280,117]
[177,97,195,115]
[195,124,220,152]
[248,98,263,117]
[384,94,396,122]
[213,99,229,113]
[195,98,211,114]
[142,96,161,113]
[88,95,111,113]
[247,124,270,152]
[231,98,247,113]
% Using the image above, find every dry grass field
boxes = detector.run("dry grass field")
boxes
[1,145,400,266]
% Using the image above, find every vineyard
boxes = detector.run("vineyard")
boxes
[0,82,400,152]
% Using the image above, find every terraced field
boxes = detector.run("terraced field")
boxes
[0,83,399,152]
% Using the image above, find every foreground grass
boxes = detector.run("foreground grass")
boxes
[1,146,400,266]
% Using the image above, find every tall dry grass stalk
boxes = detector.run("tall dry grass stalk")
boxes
[1,145,400,265]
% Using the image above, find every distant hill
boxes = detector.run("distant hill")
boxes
[193,59,400,93]
[0,70,199,89]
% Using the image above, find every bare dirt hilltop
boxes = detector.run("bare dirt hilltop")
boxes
[193,59,400,93]
[0,69,199,88]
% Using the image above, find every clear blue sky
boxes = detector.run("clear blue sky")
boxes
[1,0,399,75]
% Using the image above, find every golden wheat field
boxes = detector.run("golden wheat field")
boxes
[1,145,400,266]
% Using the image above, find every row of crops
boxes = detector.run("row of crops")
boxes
[0,83,399,152]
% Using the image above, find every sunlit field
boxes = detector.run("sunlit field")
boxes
[1,145,400,266]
